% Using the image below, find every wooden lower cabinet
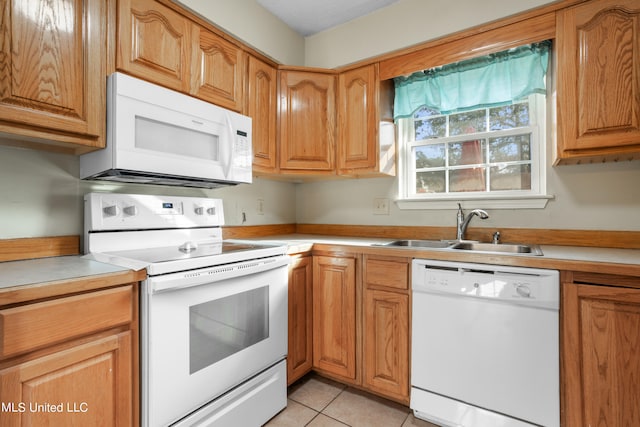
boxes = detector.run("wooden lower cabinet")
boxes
[562,271,640,427]
[362,255,410,404]
[312,254,358,382]
[310,252,410,403]
[0,332,132,426]
[0,284,138,427]
[287,253,313,385]
[363,289,409,402]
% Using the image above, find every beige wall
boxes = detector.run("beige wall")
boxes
[176,0,305,65]
[1,0,639,240]
[304,0,558,68]
[0,146,296,240]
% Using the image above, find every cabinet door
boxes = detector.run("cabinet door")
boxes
[363,289,409,403]
[0,0,107,151]
[279,70,336,172]
[312,255,356,380]
[118,0,192,92]
[287,254,313,385]
[247,56,278,174]
[0,332,133,427]
[556,0,640,163]
[563,281,640,427]
[191,26,244,111]
[337,65,378,174]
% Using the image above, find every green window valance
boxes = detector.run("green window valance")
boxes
[393,40,551,120]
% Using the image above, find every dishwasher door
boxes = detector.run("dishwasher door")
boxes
[410,259,559,427]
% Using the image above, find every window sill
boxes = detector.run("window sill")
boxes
[395,194,554,210]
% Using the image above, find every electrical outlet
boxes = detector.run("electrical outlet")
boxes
[257,199,265,215]
[373,198,390,215]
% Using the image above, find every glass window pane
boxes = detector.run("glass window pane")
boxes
[450,110,486,135]
[190,286,269,374]
[414,144,445,168]
[415,117,446,139]
[490,164,532,191]
[414,106,440,119]
[416,171,445,193]
[489,102,530,130]
[449,140,485,166]
[450,168,486,192]
[489,135,531,162]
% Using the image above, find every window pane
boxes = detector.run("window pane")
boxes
[450,110,486,135]
[414,106,440,119]
[415,116,446,139]
[450,168,486,192]
[489,103,530,130]
[490,164,532,191]
[416,171,445,193]
[449,140,485,166]
[415,144,445,168]
[489,135,531,162]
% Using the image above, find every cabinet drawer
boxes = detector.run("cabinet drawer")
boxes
[364,257,409,290]
[0,286,133,358]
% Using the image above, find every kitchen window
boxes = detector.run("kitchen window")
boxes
[394,41,553,209]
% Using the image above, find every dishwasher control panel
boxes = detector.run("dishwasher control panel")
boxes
[412,259,559,309]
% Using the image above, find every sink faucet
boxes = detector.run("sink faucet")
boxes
[456,203,489,241]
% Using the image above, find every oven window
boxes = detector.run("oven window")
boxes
[189,286,269,374]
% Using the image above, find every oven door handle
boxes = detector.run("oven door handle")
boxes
[146,255,290,294]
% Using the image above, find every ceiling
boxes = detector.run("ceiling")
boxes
[256,0,400,36]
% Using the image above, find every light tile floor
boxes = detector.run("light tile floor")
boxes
[264,373,440,427]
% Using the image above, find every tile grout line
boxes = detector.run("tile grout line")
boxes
[317,386,351,426]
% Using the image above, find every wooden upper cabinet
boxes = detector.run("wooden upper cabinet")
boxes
[337,64,395,177]
[119,0,245,111]
[191,26,244,112]
[247,56,278,173]
[0,0,108,153]
[118,0,192,93]
[556,0,640,163]
[279,69,336,173]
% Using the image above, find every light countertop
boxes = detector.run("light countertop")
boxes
[243,234,640,276]
[0,256,133,290]
[2,235,639,295]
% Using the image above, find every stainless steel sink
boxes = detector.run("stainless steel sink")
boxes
[382,239,453,249]
[450,241,543,256]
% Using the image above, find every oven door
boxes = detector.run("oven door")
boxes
[141,258,288,427]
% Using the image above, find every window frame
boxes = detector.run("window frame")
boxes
[396,93,552,210]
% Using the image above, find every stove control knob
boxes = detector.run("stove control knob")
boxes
[194,206,204,215]
[103,205,119,217]
[516,283,532,298]
[123,205,138,217]
[206,207,216,215]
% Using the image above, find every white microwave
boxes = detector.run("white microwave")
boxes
[80,72,252,188]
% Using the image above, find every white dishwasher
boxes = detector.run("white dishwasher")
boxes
[411,259,559,427]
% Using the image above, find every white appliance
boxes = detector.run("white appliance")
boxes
[84,193,289,427]
[411,259,559,427]
[80,72,252,188]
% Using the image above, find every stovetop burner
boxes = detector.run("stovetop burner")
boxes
[104,241,263,264]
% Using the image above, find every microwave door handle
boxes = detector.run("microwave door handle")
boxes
[222,112,234,178]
